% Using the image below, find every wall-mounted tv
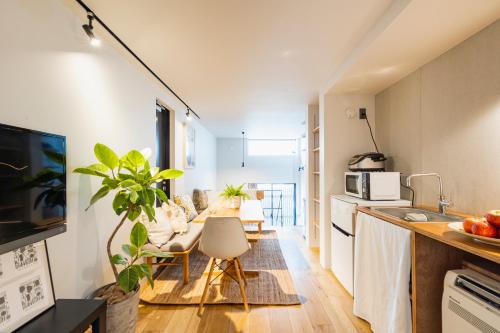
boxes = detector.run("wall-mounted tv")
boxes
[0,124,66,254]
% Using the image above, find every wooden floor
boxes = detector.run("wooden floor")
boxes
[135,227,371,333]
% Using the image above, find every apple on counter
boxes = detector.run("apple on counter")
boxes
[463,216,499,238]
[485,210,500,228]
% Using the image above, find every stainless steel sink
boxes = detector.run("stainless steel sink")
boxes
[373,207,463,222]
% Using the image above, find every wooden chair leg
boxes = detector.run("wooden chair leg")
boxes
[235,257,247,286]
[183,253,189,284]
[199,258,216,315]
[234,258,249,312]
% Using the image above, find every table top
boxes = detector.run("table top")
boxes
[16,299,106,333]
[193,199,265,223]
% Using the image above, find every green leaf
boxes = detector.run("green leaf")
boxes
[111,254,128,265]
[145,189,155,205]
[85,186,110,210]
[142,204,155,222]
[102,177,120,189]
[112,192,129,215]
[154,188,168,203]
[119,179,142,192]
[126,150,145,167]
[136,263,154,288]
[130,191,139,203]
[118,267,139,293]
[74,167,103,177]
[94,143,119,170]
[127,206,142,221]
[122,244,138,257]
[153,169,184,180]
[87,163,110,173]
[130,222,148,248]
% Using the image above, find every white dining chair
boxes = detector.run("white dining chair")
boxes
[198,216,251,313]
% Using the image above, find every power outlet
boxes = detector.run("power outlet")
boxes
[359,108,367,119]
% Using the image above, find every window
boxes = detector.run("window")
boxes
[247,139,297,156]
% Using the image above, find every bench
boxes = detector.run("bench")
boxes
[143,223,204,284]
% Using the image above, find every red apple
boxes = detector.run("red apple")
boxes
[463,217,479,234]
[485,210,500,228]
[471,220,497,238]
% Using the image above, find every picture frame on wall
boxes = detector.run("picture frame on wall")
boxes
[0,241,55,332]
[184,124,196,169]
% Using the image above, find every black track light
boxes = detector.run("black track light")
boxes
[186,108,192,121]
[241,131,245,168]
[82,12,100,47]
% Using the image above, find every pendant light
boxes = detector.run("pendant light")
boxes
[241,131,245,167]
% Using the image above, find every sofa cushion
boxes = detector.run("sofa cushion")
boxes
[162,200,189,234]
[192,189,208,214]
[143,223,204,253]
[139,208,174,248]
[174,194,198,221]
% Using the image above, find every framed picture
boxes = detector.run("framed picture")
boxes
[0,241,55,332]
[184,124,196,169]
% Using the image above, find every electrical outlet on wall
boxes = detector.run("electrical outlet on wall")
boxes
[359,108,367,119]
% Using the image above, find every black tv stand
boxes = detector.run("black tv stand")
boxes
[15,299,106,333]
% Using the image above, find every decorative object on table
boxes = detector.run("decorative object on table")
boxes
[192,189,209,214]
[174,194,198,221]
[0,241,55,332]
[220,184,250,209]
[184,124,196,168]
[74,144,183,333]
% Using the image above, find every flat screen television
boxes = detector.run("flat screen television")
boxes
[0,124,66,254]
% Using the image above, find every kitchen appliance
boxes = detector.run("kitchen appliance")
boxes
[348,152,386,171]
[442,269,499,333]
[345,171,401,200]
[330,195,411,296]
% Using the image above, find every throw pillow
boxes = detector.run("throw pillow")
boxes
[162,200,189,234]
[192,189,208,213]
[174,194,198,221]
[139,208,174,247]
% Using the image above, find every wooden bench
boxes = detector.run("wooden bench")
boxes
[143,223,204,284]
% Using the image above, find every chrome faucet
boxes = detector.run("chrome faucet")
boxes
[405,173,450,214]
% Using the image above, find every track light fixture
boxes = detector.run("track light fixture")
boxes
[82,12,100,47]
[241,131,245,168]
[186,108,192,121]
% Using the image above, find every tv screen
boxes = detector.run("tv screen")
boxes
[0,124,66,252]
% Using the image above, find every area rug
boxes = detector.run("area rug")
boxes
[140,230,300,305]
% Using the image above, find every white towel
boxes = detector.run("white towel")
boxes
[353,212,412,333]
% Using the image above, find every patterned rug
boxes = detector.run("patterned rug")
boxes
[140,230,300,305]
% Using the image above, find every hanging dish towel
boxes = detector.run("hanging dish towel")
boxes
[353,212,412,333]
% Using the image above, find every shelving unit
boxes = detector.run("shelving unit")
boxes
[307,105,320,248]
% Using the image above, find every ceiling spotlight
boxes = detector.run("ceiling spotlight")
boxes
[186,108,192,121]
[82,12,100,47]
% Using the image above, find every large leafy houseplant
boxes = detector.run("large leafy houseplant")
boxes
[74,143,183,297]
[220,184,250,209]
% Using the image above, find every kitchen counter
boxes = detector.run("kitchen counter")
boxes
[356,206,500,333]
[357,206,500,264]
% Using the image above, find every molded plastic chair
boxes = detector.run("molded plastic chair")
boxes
[198,216,251,313]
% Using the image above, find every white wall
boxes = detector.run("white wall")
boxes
[319,94,375,268]
[216,138,299,189]
[0,0,216,298]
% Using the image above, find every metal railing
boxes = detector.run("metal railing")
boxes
[249,183,296,226]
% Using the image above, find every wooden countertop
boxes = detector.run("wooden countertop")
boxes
[357,206,500,264]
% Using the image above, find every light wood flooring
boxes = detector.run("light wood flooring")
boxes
[135,227,371,333]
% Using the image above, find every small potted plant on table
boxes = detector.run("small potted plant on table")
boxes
[74,144,183,332]
[220,184,250,209]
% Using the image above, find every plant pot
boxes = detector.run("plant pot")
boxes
[226,196,241,209]
[91,283,140,333]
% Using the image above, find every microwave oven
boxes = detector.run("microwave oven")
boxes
[344,172,401,200]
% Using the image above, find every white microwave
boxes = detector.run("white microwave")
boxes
[344,172,401,200]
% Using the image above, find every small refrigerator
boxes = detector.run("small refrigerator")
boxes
[330,195,411,296]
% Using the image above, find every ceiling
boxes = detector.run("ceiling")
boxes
[81,0,394,138]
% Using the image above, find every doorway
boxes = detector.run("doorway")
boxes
[156,101,171,198]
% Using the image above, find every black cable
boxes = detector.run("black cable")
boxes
[400,176,415,206]
[365,118,379,153]
[74,0,200,120]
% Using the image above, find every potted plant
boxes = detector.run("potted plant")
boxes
[74,144,183,333]
[220,184,250,208]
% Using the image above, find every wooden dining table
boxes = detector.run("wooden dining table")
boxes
[193,199,265,234]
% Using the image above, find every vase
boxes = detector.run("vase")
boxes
[227,196,241,209]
